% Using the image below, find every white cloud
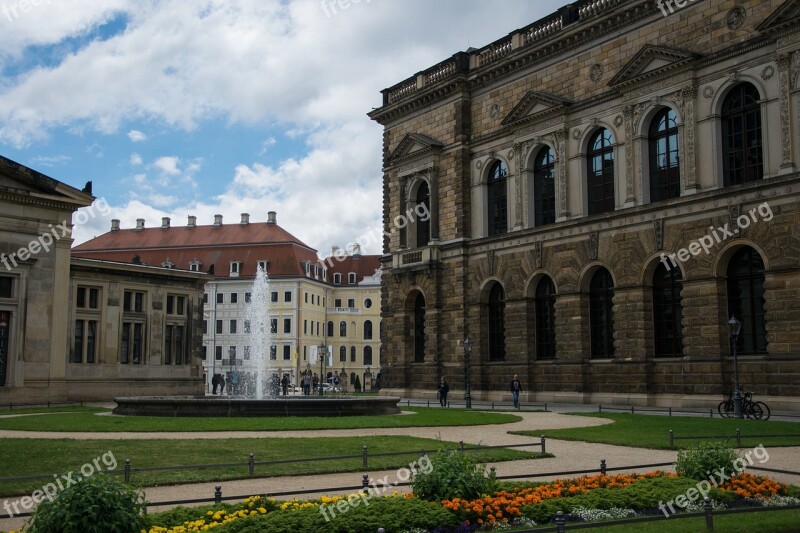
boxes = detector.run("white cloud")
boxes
[129,152,142,165]
[29,154,71,167]
[127,130,147,142]
[153,156,180,176]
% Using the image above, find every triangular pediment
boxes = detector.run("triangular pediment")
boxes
[757,0,800,33]
[608,45,702,87]
[501,91,573,128]
[0,155,94,206]
[388,133,443,164]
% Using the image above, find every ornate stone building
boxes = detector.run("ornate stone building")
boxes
[370,0,800,409]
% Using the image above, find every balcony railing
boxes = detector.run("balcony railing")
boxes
[392,246,440,269]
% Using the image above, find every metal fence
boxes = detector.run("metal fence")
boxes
[668,428,800,448]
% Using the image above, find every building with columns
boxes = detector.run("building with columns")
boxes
[370,0,800,409]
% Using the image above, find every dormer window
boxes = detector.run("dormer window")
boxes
[161,260,176,269]
[333,273,342,285]
[189,259,202,272]
[348,273,357,284]
[230,261,242,277]
[257,260,269,273]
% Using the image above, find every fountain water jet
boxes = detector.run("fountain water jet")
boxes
[244,265,273,399]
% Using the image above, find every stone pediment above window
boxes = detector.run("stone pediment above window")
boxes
[387,133,443,165]
[609,45,702,88]
[757,0,800,33]
[501,91,573,128]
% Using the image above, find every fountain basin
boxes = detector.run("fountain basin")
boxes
[113,396,402,417]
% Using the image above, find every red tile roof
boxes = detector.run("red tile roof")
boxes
[324,255,381,284]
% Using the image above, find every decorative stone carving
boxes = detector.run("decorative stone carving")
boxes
[761,64,775,81]
[682,83,698,190]
[777,54,794,168]
[623,105,635,205]
[572,128,582,140]
[703,86,715,99]
[728,205,741,238]
[614,114,624,127]
[476,160,483,170]
[726,6,746,30]
[490,103,501,120]
[727,70,739,83]
[533,241,543,269]
[590,63,604,83]
[487,250,496,276]
[513,143,523,228]
[589,232,599,261]
[653,219,665,251]
[793,51,800,90]
[555,128,569,218]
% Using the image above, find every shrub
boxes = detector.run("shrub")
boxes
[675,441,739,481]
[412,448,497,502]
[27,475,146,533]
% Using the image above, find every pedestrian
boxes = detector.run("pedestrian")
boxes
[333,374,340,392]
[303,372,312,396]
[312,373,319,393]
[220,375,226,395]
[281,373,289,396]
[438,377,449,407]
[211,374,219,395]
[510,374,522,409]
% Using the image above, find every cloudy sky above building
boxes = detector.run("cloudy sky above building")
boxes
[0,0,564,257]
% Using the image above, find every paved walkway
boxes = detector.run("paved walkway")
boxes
[1,408,798,532]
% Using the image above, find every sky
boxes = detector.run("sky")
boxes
[0,0,565,258]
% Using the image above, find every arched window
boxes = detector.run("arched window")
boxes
[727,247,767,354]
[363,345,373,366]
[587,129,615,215]
[488,283,505,361]
[589,268,615,358]
[350,372,356,384]
[487,161,508,236]
[350,346,356,362]
[722,83,763,186]
[363,320,373,340]
[653,263,683,357]
[327,321,334,338]
[339,346,346,362]
[533,146,556,226]
[413,293,425,362]
[339,321,347,337]
[415,181,430,247]
[333,273,342,284]
[534,277,556,359]
[649,108,680,202]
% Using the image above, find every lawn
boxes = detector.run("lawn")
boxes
[511,413,800,449]
[560,508,800,532]
[0,436,546,496]
[0,407,520,432]
[0,405,105,416]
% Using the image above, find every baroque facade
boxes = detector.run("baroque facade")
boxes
[370,0,800,409]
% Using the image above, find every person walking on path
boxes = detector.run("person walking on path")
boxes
[510,374,522,409]
[438,377,449,407]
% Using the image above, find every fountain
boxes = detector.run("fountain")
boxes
[113,266,400,416]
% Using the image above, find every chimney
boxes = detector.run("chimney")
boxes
[352,243,361,257]
[213,214,223,227]
[110,219,120,232]
[240,213,250,225]
[267,211,277,224]
[332,246,340,255]
[161,217,170,229]
[187,215,196,228]
[135,218,145,231]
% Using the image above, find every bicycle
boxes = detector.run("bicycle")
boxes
[718,391,770,420]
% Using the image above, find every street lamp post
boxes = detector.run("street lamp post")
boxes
[728,315,743,419]
[318,343,327,397]
[464,337,473,409]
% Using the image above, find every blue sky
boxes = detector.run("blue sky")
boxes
[0,0,564,255]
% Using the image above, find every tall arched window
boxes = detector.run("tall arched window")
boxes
[363,345,373,366]
[653,263,683,357]
[339,346,346,362]
[339,321,347,337]
[722,83,763,186]
[589,268,615,358]
[727,247,767,354]
[534,277,556,359]
[351,346,356,362]
[415,181,430,247]
[649,108,680,202]
[363,320,373,340]
[533,147,556,226]
[413,293,425,362]
[587,129,615,215]
[488,283,505,361]
[487,161,508,236]
[327,321,334,338]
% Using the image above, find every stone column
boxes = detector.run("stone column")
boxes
[777,54,795,170]
[612,286,648,360]
[763,270,800,355]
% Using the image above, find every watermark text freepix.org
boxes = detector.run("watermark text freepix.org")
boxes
[656,0,698,18]
[320,0,372,18]
[1,197,110,272]
[658,444,769,517]
[1,0,50,22]
[2,451,118,518]
[660,201,773,271]
[319,454,432,522]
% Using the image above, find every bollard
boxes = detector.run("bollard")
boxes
[362,445,369,469]
[544,402,548,412]
[669,429,674,448]
[248,453,255,476]
[555,511,566,533]
[458,441,464,453]
[710,408,713,418]
[598,404,602,412]
[124,459,131,483]
[541,435,546,454]
[631,405,634,415]
[600,458,606,475]
[736,428,741,447]
[427,400,430,408]
[489,466,496,478]
[362,474,370,494]
[491,402,494,410]
[669,406,672,417]
[377,529,386,533]
[214,485,222,505]
[703,496,714,531]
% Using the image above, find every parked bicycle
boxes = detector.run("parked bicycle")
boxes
[718,391,771,420]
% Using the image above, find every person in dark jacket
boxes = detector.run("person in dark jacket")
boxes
[438,377,449,407]
[510,374,522,408]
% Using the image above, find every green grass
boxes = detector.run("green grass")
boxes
[0,407,520,432]
[511,413,800,449]
[0,405,105,415]
[0,436,547,496]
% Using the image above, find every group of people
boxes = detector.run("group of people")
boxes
[437,374,524,408]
